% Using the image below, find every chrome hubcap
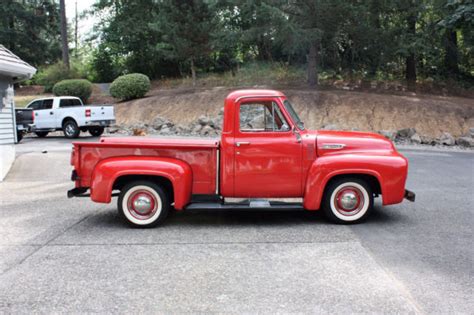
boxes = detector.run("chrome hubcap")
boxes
[339,192,358,210]
[133,195,152,214]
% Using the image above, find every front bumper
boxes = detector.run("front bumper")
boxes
[404,189,416,202]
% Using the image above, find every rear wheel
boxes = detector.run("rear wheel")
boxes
[322,177,373,224]
[118,181,170,228]
[89,127,104,137]
[63,120,80,139]
[35,131,49,138]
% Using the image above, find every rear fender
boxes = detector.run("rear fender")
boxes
[303,154,406,210]
[90,156,192,209]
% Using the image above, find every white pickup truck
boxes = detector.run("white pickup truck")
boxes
[26,96,115,138]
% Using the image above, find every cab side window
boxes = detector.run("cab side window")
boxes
[239,102,290,132]
[60,98,82,107]
[41,99,53,109]
[28,100,43,110]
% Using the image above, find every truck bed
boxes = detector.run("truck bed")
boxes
[72,136,219,195]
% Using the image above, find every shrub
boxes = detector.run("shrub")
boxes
[53,79,93,103]
[34,62,80,92]
[109,73,150,100]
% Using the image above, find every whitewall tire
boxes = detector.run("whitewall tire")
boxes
[118,181,169,227]
[322,178,373,224]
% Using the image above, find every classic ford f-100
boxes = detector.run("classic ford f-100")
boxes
[68,89,415,227]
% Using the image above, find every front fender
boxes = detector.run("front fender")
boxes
[303,153,407,210]
[90,156,193,209]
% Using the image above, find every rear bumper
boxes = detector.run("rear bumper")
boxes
[404,189,416,202]
[67,187,89,198]
[85,120,115,127]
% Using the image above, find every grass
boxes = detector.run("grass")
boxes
[14,95,39,108]
[160,62,307,89]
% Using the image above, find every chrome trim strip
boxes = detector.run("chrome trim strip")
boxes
[321,143,346,150]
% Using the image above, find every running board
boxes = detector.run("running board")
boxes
[185,200,304,211]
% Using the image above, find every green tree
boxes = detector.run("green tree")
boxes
[0,0,61,66]
[154,0,216,85]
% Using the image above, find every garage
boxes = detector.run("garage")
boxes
[0,44,36,181]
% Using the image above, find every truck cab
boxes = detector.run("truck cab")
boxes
[69,89,414,227]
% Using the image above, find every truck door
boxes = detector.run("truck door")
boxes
[233,99,303,197]
[32,99,54,129]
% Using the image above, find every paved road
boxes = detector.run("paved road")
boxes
[1,136,473,313]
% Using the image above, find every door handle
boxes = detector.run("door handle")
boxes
[49,112,54,115]
[236,142,250,147]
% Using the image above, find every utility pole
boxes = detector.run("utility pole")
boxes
[59,0,70,68]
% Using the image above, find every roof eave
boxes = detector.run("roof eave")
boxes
[0,61,37,82]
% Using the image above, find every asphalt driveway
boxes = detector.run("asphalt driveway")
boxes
[0,136,473,313]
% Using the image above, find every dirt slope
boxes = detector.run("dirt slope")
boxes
[114,87,474,138]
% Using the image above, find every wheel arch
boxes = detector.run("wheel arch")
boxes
[62,116,77,127]
[303,156,386,210]
[90,156,193,209]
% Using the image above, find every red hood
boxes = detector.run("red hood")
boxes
[313,130,395,156]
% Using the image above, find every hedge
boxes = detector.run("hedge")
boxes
[53,79,93,103]
[109,73,150,101]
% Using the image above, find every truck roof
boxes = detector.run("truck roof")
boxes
[226,89,285,101]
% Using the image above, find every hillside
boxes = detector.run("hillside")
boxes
[113,87,474,139]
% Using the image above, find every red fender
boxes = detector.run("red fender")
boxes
[90,156,193,209]
[303,154,407,210]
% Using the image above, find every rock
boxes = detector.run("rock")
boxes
[456,137,474,148]
[420,135,436,145]
[198,115,212,126]
[410,133,422,144]
[160,126,171,135]
[378,130,397,141]
[397,128,417,139]
[192,124,202,134]
[200,125,215,136]
[439,132,455,146]
[469,128,474,138]
[106,127,119,134]
[152,116,173,130]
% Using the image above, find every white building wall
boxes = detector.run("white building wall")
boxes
[0,75,16,181]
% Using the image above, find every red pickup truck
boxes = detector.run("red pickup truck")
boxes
[68,89,414,227]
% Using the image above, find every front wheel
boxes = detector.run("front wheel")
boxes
[322,177,373,224]
[89,127,104,137]
[63,120,80,139]
[118,181,170,228]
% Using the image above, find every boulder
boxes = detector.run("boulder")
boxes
[439,132,455,146]
[153,116,173,130]
[200,125,216,136]
[378,130,397,141]
[397,128,417,139]
[198,115,212,126]
[410,133,422,144]
[456,137,474,148]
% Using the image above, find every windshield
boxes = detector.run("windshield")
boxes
[283,100,305,130]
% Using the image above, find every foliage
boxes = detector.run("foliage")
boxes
[52,79,93,102]
[109,73,151,101]
[0,0,61,66]
[10,0,471,90]
[33,62,80,92]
